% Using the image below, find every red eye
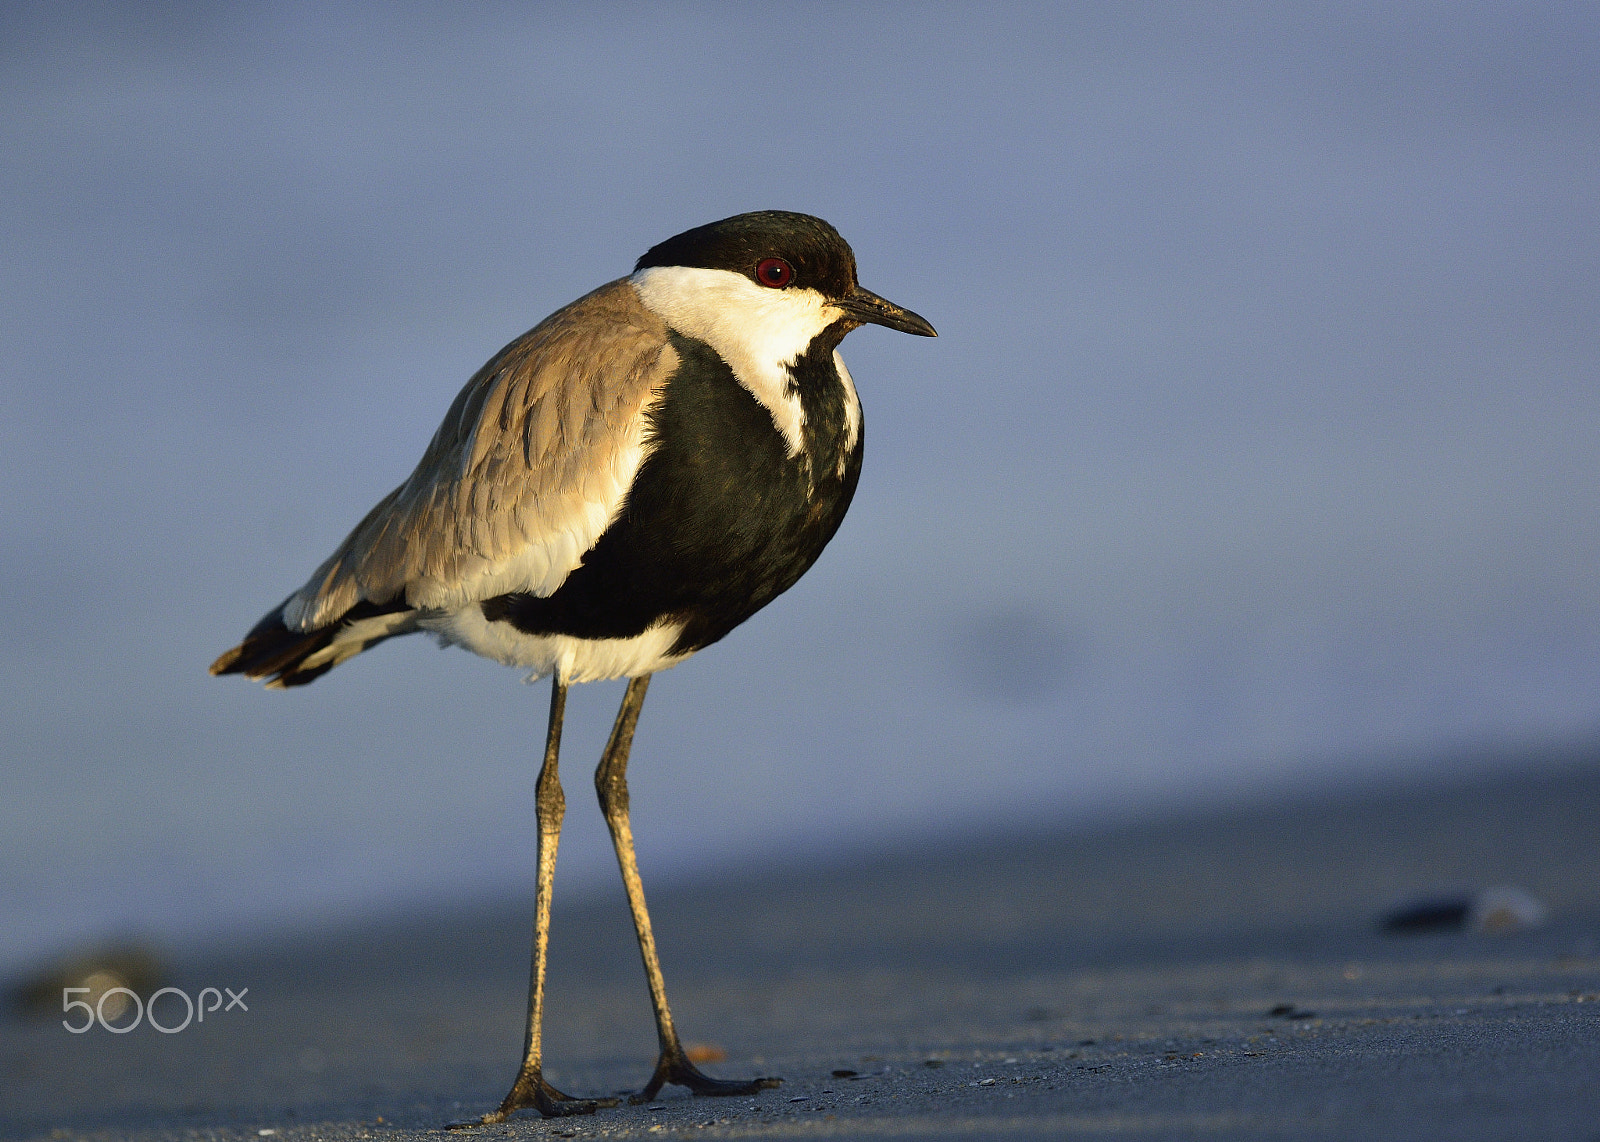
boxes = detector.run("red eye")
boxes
[755,257,793,288]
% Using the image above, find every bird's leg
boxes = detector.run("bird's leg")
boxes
[594,674,782,1102]
[455,678,619,1127]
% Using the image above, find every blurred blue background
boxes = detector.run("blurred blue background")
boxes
[3,2,1597,974]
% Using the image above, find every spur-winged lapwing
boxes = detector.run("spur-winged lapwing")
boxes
[211,211,935,1122]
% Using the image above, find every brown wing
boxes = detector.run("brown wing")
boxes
[281,278,677,632]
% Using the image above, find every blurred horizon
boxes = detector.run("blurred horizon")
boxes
[3,2,1598,974]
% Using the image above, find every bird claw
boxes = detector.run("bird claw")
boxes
[634,1053,783,1101]
[449,1069,620,1125]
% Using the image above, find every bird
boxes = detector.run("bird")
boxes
[210,210,936,1123]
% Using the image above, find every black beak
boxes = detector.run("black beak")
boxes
[835,286,938,337]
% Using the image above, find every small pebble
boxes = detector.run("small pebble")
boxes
[1268,1003,1317,1019]
[1470,888,1548,933]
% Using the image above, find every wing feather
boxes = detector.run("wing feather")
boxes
[282,279,676,631]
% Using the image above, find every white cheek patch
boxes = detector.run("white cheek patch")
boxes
[631,266,839,456]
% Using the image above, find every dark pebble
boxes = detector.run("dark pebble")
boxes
[1381,895,1472,933]
[1268,1003,1316,1019]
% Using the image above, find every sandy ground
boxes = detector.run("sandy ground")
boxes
[4,756,1599,1142]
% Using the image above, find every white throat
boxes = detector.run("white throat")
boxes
[630,265,840,456]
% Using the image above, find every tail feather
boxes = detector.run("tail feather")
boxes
[211,596,417,688]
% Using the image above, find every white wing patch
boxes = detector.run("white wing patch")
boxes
[630,266,840,457]
[267,609,420,689]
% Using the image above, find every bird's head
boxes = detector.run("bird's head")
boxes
[630,211,936,361]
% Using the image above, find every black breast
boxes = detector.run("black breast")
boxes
[482,328,863,656]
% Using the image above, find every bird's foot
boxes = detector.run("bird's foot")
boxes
[446,1068,620,1127]
[632,1051,782,1103]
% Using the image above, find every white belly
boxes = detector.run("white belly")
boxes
[421,606,692,684]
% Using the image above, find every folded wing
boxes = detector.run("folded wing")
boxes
[212,279,677,685]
